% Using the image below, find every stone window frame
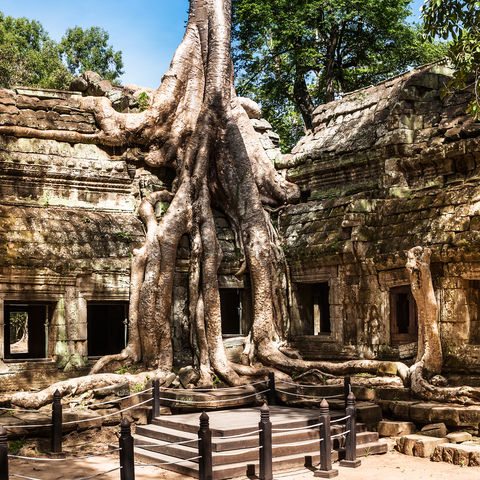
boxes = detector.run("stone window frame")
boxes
[378,269,418,348]
[389,285,418,345]
[0,293,59,361]
[290,267,342,344]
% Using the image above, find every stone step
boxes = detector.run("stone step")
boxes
[137,421,375,450]
[153,410,344,436]
[134,429,381,466]
[134,439,389,479]
[137,423,377,451]
[157,386,265,412]
[377,400,480,429]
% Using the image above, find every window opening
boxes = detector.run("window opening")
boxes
[296,282,331,335]
[87,302,128,356]
[467,280,480,344]
[4,303,49,359]
[390,286,417,344]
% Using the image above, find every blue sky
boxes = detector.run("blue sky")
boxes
[0,0,425,89]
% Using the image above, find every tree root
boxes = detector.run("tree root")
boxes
[4,370,164,410]
[409,361,480,405]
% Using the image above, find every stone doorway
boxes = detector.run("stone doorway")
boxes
[4,303,50,359]
[87,302,128,356]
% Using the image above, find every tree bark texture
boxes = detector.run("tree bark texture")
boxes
[406,246,442,375]
[406,246,480,404]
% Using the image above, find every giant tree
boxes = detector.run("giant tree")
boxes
[4,0,480,408]
[233,0,448,149]
[423,0,480,118]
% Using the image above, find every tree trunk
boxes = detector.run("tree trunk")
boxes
[406,246,442,375]
[324,25,339,103]
[293,66,315,131]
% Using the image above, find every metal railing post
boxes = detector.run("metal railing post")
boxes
[0,426,8,480]
[119,418,135,480]
[51,389,62,453]
[340,392,361,468]
[198,412,213,480]
[267,372,276,406]
[259,403,273,480]
[152,378,160,419]
[315,399,338,478]
[344,376,351,411]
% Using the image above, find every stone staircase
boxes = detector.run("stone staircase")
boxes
[133,406,388,479]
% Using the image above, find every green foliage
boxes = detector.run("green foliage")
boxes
[8,438,27,453]
[116,231,133,243]
[137,92,150,112]
[59,26,124,82]
[233,0,448,150]
[0,12,71,89]
[0,11,123,89]
[422,0,480,118]
[9,311,27,343]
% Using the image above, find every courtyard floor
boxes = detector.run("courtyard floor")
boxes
[8,448,478,479]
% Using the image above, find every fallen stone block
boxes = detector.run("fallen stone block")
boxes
[421,423,447,438]
[396,434,447,458]
[446,432,472,444]
[378,420,416,437]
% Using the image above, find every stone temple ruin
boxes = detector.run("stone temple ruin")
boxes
[0,61,479,392]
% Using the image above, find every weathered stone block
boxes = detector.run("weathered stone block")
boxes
[420,423,447,438]
[396,434,447,458]
[377,420,416,437]
[446,432,473,443]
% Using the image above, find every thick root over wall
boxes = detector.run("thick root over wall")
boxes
[1,1,480,406]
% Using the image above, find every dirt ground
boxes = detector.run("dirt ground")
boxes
[8,448,479,480]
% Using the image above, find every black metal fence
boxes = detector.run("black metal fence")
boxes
[0,374,360,480]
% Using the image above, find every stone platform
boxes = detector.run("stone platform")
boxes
[134,405,387,479]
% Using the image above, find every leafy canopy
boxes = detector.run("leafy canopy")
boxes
[233,0,448,150]
[422,0,480,118]
[59,26,124,83]
[0,12,123,89]
[0,12,70,89]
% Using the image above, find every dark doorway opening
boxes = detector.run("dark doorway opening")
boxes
[296,283,331,335]
[4,303,50,359]
[219,288,253,336]
[87,302,128,356]
[220,289,241,335]
[390,286,417,344]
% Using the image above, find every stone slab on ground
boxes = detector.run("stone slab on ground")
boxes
[396,434,448,458]
[432,442,480,466]
[446,432,473,443]
[378,420,416,437]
